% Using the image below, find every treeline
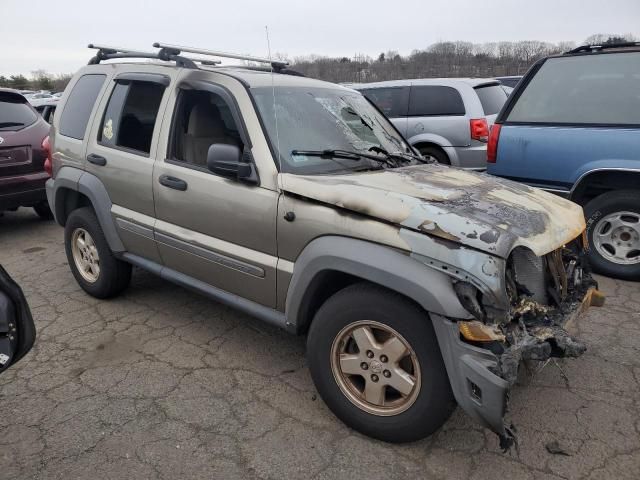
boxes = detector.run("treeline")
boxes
[290,34,636,83]
[0,33,635,90]
[0,70,72,92]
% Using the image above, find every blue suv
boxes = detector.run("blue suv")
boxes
[487,43,640,280]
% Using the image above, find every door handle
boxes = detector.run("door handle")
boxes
[159,174,188,191]
[87,153,107,166]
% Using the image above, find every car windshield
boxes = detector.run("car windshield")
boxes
[251,86,414,174]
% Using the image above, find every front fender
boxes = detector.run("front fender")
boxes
[285,236,472,333]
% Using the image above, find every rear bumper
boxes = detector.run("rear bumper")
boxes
[433,284,603,450]
[0,171,48,210]
[445,144,487,170]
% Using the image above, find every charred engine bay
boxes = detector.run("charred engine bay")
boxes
[494,245,597,386]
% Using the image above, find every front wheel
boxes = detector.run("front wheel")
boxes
[307,283,455,443]
[584,190,640,281]
[64,207,132,298]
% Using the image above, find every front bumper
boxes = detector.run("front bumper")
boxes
[433,281,603,450]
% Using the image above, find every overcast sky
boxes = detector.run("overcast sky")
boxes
[1,0,639,76]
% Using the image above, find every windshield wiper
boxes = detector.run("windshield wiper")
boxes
[291,149,397,167]
[0,122,25,128]
[368,146,430,164]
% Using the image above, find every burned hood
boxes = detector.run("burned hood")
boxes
[280,164,585,258]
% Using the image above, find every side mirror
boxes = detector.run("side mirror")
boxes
[0,265,36,375]
[207,144,254,182]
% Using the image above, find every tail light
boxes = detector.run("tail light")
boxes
[470,118,489,142]
[487,124,502,163]
[42,135,52,177]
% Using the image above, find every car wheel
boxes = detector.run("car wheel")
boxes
[584,190,640,281]
[307,283,455,443]
[33,201,53,220]
[64,207,132,298]
[418,146,450,165]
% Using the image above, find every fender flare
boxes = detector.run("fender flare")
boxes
[570,165,640,198]
[46,168,125,252]
[285,236,471,332]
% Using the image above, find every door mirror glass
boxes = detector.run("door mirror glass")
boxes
[0,265,36,374]
[206,144,254,181]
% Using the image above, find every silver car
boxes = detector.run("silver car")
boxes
[351,78,509,170]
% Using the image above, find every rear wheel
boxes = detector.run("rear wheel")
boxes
[64,207,132,298]
[307,283,455,443]
[418,146,450,165]
[33,201,53,220]
[584,190,640,280]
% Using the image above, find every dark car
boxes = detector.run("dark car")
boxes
[0,88,52,218]
[0,264,36,374]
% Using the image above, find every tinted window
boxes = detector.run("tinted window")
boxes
[99,81,165,154]
[360,87,409,117]
[408,86,465,116]
[475,85,508,115]
[0,94,38,129]
[507,52,640,125]
[59,74,106,139]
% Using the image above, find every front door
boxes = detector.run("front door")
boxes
[152,81,278,308]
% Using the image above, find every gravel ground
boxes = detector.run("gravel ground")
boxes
[1,208,639,480]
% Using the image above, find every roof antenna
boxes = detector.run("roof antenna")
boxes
[265,26,293,221]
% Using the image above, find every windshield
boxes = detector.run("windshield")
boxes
[251,86,414,174]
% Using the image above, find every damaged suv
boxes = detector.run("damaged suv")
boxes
[46,43,603,449]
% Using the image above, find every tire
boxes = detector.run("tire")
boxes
[307,283,455,443]
[64,207,132,298]
[33,201,53,220]
[418,146,450,165]
[584,190,640,281]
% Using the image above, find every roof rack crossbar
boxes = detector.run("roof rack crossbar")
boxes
[566,41,640,54]
[153,42,288,70]
[87,43,197,68]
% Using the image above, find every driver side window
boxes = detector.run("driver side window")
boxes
[169,90,243,168]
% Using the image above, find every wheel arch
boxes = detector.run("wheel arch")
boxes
[47,168,125,252]
[571,168,640,205]
[285,236,471,335]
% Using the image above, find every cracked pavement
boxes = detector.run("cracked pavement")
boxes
[1,208,639,480]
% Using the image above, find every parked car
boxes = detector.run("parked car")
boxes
[487,42,640,280]
[47,43,603,449]
[495,76,522,88]
[34,100,57,124]
[350,78,509,170]
[0,264,36,375]
[29,95,59,109]
[0,89,52,218]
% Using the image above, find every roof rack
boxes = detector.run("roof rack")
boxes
[566,41,640,54]
[87,43,198,68]
[153,42,289,71]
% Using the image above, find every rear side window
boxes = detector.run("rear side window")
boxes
[507,52,640,125]
[474,85,508,115]
[99,80,165,155]
[408,86,465,116]
[59,74,106,139]
[0,93,37,129]
[360,87,409,118]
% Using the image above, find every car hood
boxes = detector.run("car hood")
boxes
[280,164,585,258]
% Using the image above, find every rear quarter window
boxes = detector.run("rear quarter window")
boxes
[360,87,409,118]
[408,85,465,116]
[59,74,106,139]
[474,84,508,115]
[506,52,640,125]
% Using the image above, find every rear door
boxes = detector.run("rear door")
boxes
[406,85,468,146]
[493,51,640,191]
[85,69,174,263]
[359,86,409,136]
